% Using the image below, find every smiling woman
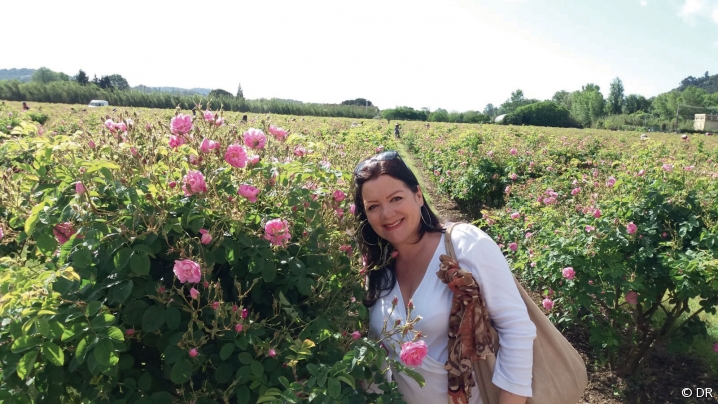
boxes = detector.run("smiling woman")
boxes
[352,151,536,404]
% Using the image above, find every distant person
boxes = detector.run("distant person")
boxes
[394,123,400,138]
[22,102,30,111]
[241,114,248,123]
[425,123,430,129]
[192,107,197,117]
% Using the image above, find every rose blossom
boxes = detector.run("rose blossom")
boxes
[625,291,638,305]
[238,184,260,203]
[542,298,554,310]
[585,225,595,232]
[75,182,85,194]
[182,170,208,196]
[170,114,193,135]
[243,128,267,149]
[242,308,248,319]
[0,227,3,240]
[189,348,198,357]
[562,267,575,280]
[53,222,80,245]
[606,176,616,187]
[294,146,307,157]
[247,154,260,165]
[200,138,220,153]
[264,218,291,247]
[190,287,200,299]
[268,125,288,141]
[333,190,346,202]
[351,331,361,340]
[268,349,277,357]
[203,110,214,122]
[626,222,637,235]
[509,148,517,155]
[571,187,581,195]
[173,259,202,283]
[662,164,673,172]
[509,242,518,251]
[235,324,243,332]
[510,212,520,220]
[593,208,601,218]
[125,328,135,336]
[400,340,428,367]
[349,203,356,215]
[224,144,248,168]
[169,135,186,149]
[199,229,212,245]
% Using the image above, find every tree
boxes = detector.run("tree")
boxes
[552,91,572,111]
[98,76,113,90]
[622,94,651,114]
[483,103,497,117]
[428,108,449,122]
[503,101,579,128]
[650,91,679,119]
[236,83,244,99]
[341,98,373,107]
[208,89,233,98]
[570,84,606,127]
[107,74,129,91]
[499,89,539,114]
[74,70,89,86]
[607,77,625,115]
[31,67,62,84]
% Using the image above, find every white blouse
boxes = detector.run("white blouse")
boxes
[368,223,536,403]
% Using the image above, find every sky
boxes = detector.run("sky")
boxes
[2,0,717,112]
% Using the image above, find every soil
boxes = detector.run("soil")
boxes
[405,151,718,404]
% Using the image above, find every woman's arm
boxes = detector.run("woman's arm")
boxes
[499,389,528,404]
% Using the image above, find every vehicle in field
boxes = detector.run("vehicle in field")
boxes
[88,100,109,107]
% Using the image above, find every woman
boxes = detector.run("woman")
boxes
[353,150,535,404]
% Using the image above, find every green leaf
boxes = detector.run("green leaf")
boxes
[170,359,193,384]
[337,374,355,389]
[328,377,341,398]
[220,343,235,360]
[236,386,251,404]
[402,368,425,387]
[86,160,121,173]
[130,252,151,276]
[138,371,152,391]
[71,246,93,269]
[90,313,116,330]
[113,248,132,271]
[46,321,65,340]
[163,345,184,364]
[250,360,264,377]
[94,338,118,367]
[165,307,180,330]
[132,244,156,258]
[17,351,37,380]
[238,352,253,365]
[86,301,102,317]
[103,326,124,342]
[142,305,165,333]
[42,341,64,366]
[25,201,46,234]
[75,335,93,364]
[262,261,277,282]
[11,336,43,353]
[35,233,58,256]
[113,280,133,304]
[151,392,174,404]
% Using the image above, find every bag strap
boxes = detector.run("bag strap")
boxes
[443,222,459,260]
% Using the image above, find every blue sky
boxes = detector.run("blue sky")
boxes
[2,0,716,111]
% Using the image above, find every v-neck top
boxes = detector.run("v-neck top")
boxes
[368,223,536,403]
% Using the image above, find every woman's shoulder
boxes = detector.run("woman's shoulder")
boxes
[446,222,492,242]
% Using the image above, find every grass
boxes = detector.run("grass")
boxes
[394,141,436,208]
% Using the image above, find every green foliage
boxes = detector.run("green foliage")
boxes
[606,77,625,115]
[208,88,234,98]
[570,84,606,127]
[107,74,130,91]
[503,101,579,128]
[340,98,372,107]
[236,83,244,100]
[74,70,89,86]
[499,89,540,115]
[381,106,429,121]
[677,72,718,94]
[31,67,69,84]
[622,94,651,115]
[26,111,49,125]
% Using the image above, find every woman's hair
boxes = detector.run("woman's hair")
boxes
[352,155,444,307]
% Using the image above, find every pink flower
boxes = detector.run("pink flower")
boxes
[199,229,212,245]
[294,146,307,157]
[125,328,135,336]
[211,301,220,310]
[104,119,114,131]
[509,173,518,181]
[232,304,238,312]
[114,122,127,133]
[571,187,581,195]
[509,148,517,155]
[333,190,346,202]
[188,154,200,165]
[391,251,399,259]
[662,232,668,238]
[182,170,208,196]
[487,151,494,157]
[203,110,214,122]
[169,135,186,149]
[525,232,533,239]
[562,267,575,280]
[637,169,645,176]
[170,114,193,135]
[268,349,277,357]
[88,140,96,149]
[268,125,288,141]
[242,308,248,319]
[593,208,601,218]
[224,144,248,168]
[53,222,80,245]
[131,147,138,157]
[264,218,291,247]
[189,348,198,357]
[243,128,267,149]
[509,242,518,251]
[169,181,177,189]
[626,222,637,235]
[235,324,243,333]
[349,203,356,214]
[662,164,673,172]
[713,342,718,353]
[238,184,260,203]
[351,331,361,340]
[339,245,353,255]
[625,291,638,305]
[585,225,595,232]
[200,138,220,153]
[0,227,3,240]
[606,177,616,187]
[542,298,554,310]
[247,154,260,165]
[174,259,202,283]
[75,182,85,194]
[684,165,694,171]
[400,340,428,367]
[375,146,384,153]
[510,212,520,220]
[190,287,200,299]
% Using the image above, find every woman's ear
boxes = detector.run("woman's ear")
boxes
[416,186,424,205]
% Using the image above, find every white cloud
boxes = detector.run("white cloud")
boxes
[679,0,708,18]
[640,0,648,6]
[712,6,718,22]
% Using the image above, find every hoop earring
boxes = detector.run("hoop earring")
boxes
[360,222,378,246]
[421,205,432,227]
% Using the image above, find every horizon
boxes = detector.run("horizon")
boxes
[2,0,717,111]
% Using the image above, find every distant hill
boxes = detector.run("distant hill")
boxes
[133,85,212,96]
[0,68,35,82]
[676,73,718,94]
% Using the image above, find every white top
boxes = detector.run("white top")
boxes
[369,223,536,403]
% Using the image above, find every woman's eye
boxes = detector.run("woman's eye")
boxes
[392,197,402,202]
[367,205,377,211]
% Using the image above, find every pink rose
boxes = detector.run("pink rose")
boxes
[562,267,575,280]
[593,208,601,218]
[268,125,288,141]
[125,328,135,336]
[224,144,248,168]
[242,308,248,319]
[626,222,637,235]
[238,184,260,203]
[713,342,718,353]
[585,225,595,232]
[189,348,198,357]
[104,119,115,131]
[509,242,518,251]
[53,222,80,245]
[525,232,533,239]
[399,340,428,367]
[510,212,520,220]
[174,260,202,284]
[247,154,260,165]
[294,146,307,157]
[509,148,517,155]
[170,114,193,135]
[235,324,243,333]
[571,187,581,195]
[264,218,291,247]
[182,170,208,196]
[200,138,220,153]
[211,301,220,310]
[199,229,212,245]
[487,151,494,157]
[351,331,361,340]
[509,173,518,181]
[542,298,554,310]
[75,182,85,194]
[349,203,356,214]
[203,110,214,122]
[190,287,200,299]
[606,177,616,187]
[333,190,346,202]
[88,140,96,149]
[625,291,638,305]
[169,135,186,149]
[243,128,267,149]
[662,164,673,172]
[268,349,277,357]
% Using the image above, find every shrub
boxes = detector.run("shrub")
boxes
[503,101,580,128]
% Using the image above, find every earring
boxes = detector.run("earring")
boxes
[359,222,378,246]
[421,205,432,227]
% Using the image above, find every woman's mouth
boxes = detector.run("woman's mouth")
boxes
[383,219,403,231]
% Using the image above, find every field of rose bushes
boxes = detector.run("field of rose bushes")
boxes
[0,101,428,403]
[402,122,718,377]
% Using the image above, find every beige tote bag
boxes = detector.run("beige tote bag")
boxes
[444,223,587,404]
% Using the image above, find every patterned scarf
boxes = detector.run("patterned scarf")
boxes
[437,254,497,404]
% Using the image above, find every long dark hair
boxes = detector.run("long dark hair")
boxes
[352,154,444,307]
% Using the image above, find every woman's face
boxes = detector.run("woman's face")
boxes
[361,175,424,247]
